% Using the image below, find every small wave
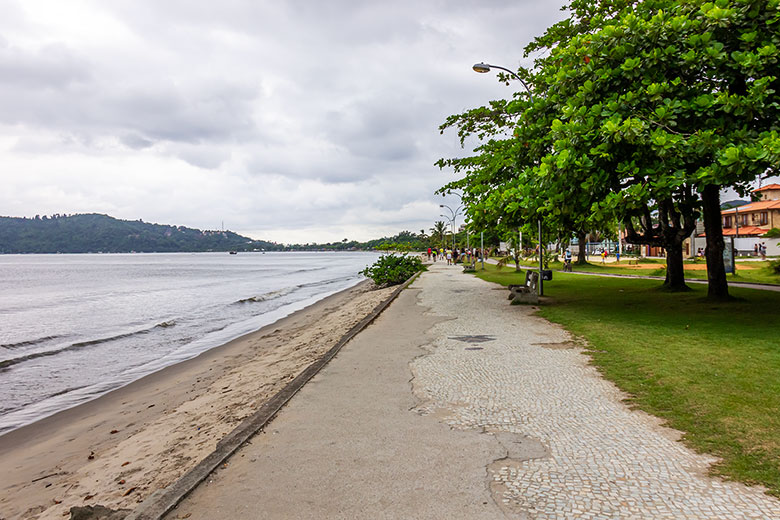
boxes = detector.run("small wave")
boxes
[297,274,357,290]
[0,334,66,350]
[234,286,297,305]
[290,266,328,274]
[0,322,174,370]
[47,384,90,399]
[0,384,88,418]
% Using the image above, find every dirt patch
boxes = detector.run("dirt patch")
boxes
[532,341,579,350]
[609,263,756,271]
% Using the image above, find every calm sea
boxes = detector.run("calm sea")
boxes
[0,251,381,435]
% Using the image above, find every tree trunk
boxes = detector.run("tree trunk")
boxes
[624,194,697,293]
[576,230,587,264]
[701,184,730,299]
[662,241,689,291]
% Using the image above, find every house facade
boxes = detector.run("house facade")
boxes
[720,184,780,237]
[687,184,780,257]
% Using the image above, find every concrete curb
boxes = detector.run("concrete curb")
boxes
[124,272,422,520]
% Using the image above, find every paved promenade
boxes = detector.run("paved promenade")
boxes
[165,263,780,519]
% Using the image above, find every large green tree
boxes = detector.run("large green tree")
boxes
[439,0,780,297]
[528,0,780,296]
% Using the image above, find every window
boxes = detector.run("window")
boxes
[760,212,768,225]
[724,216,732,228]
[740,214,748,226]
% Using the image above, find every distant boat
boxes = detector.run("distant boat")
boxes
[229,251,237,255]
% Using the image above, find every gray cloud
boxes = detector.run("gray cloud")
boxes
[0,0,570,242]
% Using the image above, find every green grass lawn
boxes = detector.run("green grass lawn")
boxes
[474,263,780,496]
[495,256,780,285]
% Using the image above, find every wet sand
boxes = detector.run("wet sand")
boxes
[0,280,396,520]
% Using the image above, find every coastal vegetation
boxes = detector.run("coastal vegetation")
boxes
[0,214,276,254]
[360,253,425,286]
[473,263,780,497]
[0,214,441,254]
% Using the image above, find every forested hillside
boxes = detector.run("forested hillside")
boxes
[0,214,280,253]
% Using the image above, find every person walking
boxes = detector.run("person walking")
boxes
[446,250,452,265]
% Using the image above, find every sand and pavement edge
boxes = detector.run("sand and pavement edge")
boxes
[124,271,422,520]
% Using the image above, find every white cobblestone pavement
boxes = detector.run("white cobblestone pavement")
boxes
[410,262,780,519]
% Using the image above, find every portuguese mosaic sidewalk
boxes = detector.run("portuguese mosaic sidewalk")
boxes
[166,262,780,519]
[412,263,780,519]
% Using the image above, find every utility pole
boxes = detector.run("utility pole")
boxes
[538,219,543,297]
[519,228,522,258]
[481,231,484,269]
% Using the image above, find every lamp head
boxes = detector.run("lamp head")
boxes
[439,204,444,208]
[472,62,491,74]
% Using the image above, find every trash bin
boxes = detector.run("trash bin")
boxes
[542,269,553,281]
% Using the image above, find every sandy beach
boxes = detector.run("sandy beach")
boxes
[0,280,396,520]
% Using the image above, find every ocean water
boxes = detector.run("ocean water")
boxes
[0,251,381,435]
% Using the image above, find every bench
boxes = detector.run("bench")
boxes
[627,259,639,265]
[508,271,539,304]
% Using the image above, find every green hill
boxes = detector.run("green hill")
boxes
[0,214,280,253]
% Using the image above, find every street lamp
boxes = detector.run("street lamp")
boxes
[449,192,472,259]
[473,61,544,296]
[473,63,536,101]
[439,203,462,252]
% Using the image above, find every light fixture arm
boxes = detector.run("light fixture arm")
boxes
[472,62,534,102]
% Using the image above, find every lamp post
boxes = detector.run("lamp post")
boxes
[481,231,485,269]
[450,192,470,257]
[440,204,463,252]
[473,62,544,296]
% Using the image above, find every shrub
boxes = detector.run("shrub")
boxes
[361,253,425,286]
[770,259,780,275]
[762,228,780,238]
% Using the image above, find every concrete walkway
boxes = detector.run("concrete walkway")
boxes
[164,263,780,519]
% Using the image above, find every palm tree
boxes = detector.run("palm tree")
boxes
[430,221,447,249]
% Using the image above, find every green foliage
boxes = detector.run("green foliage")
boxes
[429,221,448,249]
[360,253,425,286]
[770,259,780,274]
[0,215,439,254]
[0,214,277,253]
[438,0,780,296]
[763,227,780,238]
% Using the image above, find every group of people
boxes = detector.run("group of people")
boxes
[426,247,483,266]
[597,248,621,263]
[696,242,768,260]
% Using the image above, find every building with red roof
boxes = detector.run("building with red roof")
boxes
[719,184,780,236]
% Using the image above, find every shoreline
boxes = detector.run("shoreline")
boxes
[0,276,370,437]
[0,279,396,519]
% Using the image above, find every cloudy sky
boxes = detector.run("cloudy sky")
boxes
[0,0,564,243]
[0,0,569,243]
